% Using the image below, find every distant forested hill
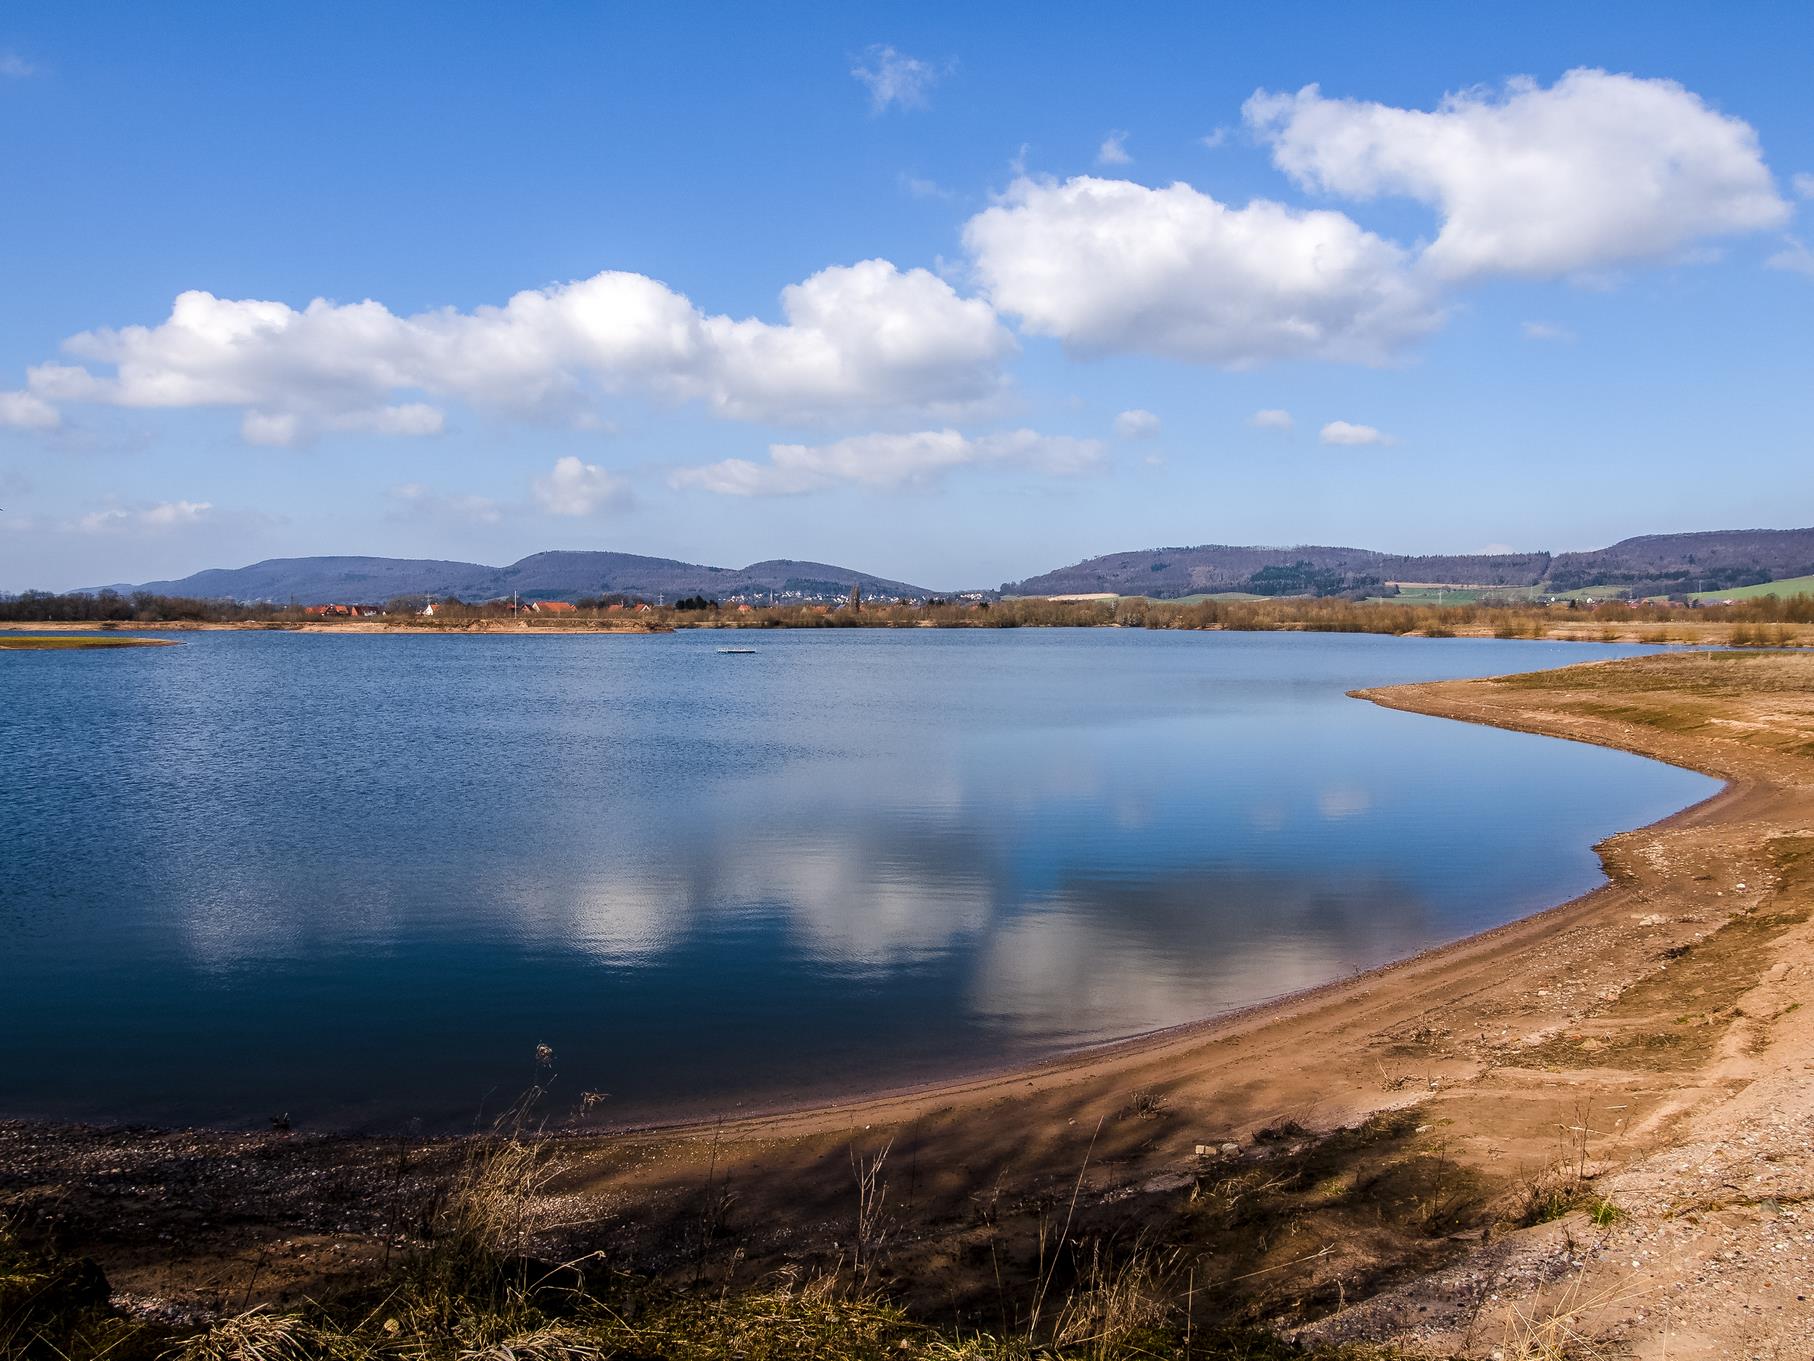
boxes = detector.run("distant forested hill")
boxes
[99,551,935,605]
[94,557,501,604]
[1005,528,1814,599]
[1546,529,1814,595]
[1004,545,1553,598]
[84,525,1814,606]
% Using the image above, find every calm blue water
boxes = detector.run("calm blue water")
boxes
[0,629,1714,1131]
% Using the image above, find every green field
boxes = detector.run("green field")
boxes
[1384,585,1491,604]
[1021,582,1652,608]
[1005,591,1270,604]
[1152,591,1270,604]
[1688,573,1814,604]
[1377,582,1629,606]
[1540,583,1632,602]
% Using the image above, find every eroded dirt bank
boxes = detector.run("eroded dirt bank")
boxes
[4,650,1811,1358]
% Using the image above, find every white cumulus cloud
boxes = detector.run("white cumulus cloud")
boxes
[1792,173,1814,200]
[356,402,445,437]
[1319,420,1395,446]
[1521,321,1576,342]
[139,500,214,528]
[387,483,503,526]
[851,45,942,112]
[1097,131,1132,166]
[0,390,60,430]
[1245,69,1788,280]
[963,175,1443,366]
[899,172,954,201]
[240,411,302,447]
[79,500,213,533]
[533,456,632,517]
[1249,408,1294,431]
[1113,408,1160,439]
[1766,238,1814,278]
[672,428,1103,496]
[242,402,444,447]
[23,260,1015,442]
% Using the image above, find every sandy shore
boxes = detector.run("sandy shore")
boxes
[4,650,1810,1357]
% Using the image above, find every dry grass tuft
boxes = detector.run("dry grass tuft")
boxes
[163,1307,325,1361]
[1498,1268,1648,1360]
[851,1138,894,1276]
[1048,1245,1176,1359]
[456,1324,604,1360]
[1118,1090,1169,1121]
[441,1133,547,1263]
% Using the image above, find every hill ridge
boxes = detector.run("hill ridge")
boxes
[98,551,937,606]
[1004,527,1814,600]
[80,526,1814,606]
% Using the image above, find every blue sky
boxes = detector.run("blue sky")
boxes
[2,2,1811,592]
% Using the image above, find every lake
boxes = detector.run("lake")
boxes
[0,628,1716,1131]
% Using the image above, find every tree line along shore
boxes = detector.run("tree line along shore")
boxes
[4,587,1813,647]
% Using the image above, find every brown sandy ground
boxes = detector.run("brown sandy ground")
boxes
[3,649,1812,1358]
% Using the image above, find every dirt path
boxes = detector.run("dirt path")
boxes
[4,650,1810,1356]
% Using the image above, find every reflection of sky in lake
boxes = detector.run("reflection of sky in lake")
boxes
[0,629,1715,1129]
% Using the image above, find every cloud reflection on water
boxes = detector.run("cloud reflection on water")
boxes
[480,759,1437,1048]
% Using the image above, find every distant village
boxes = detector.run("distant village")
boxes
[300,599,606,618]
[297,587,993,619]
